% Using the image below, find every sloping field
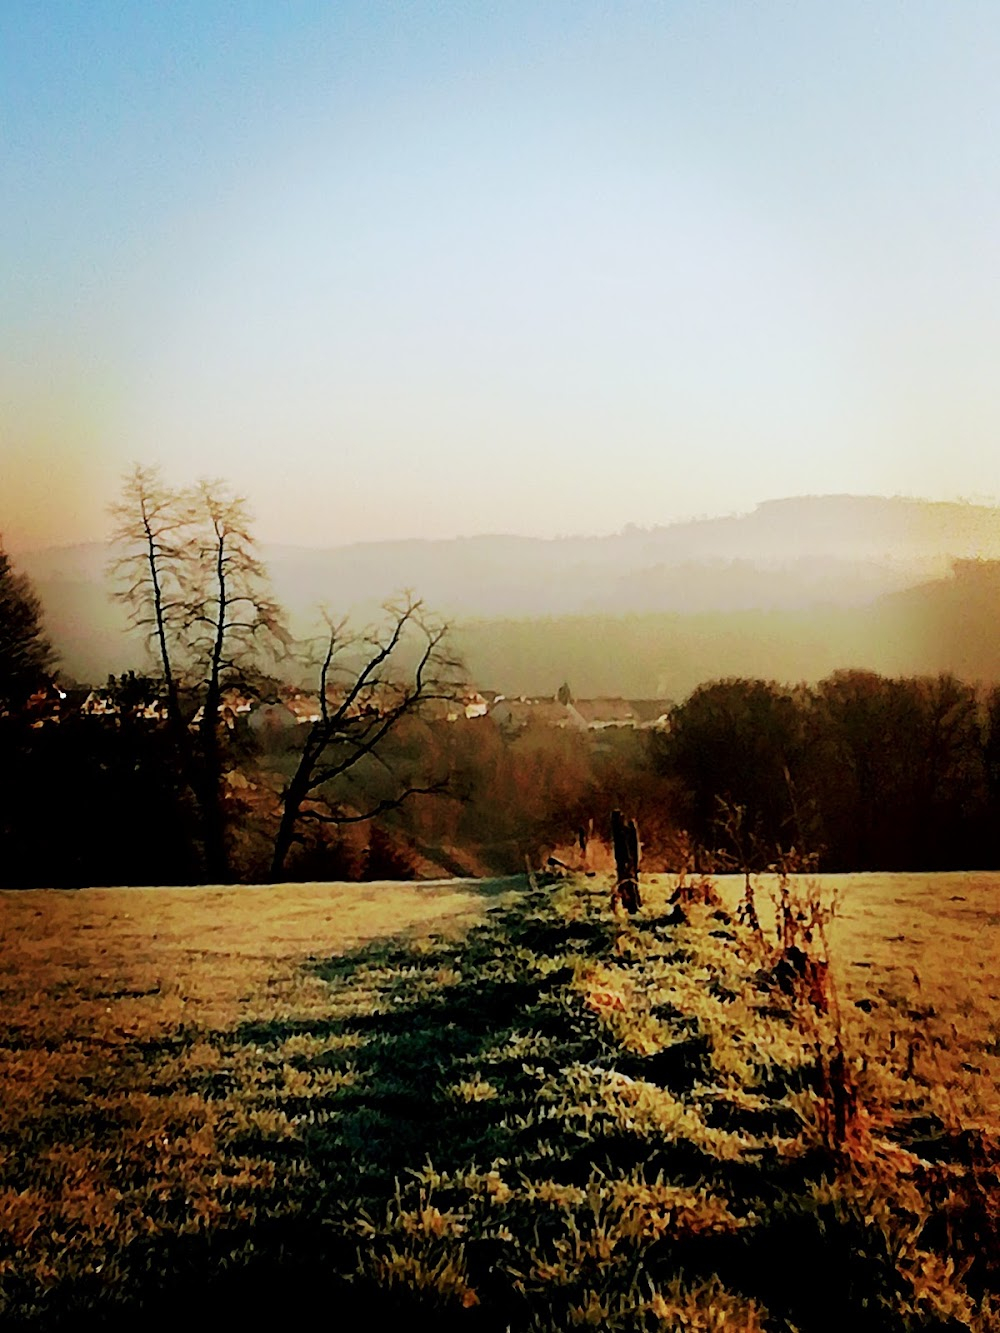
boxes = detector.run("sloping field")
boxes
[0,872,998,1329]
[716,871,1000,1134]
[0,877,514,1041]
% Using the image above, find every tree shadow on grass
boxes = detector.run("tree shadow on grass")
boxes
[27,885,608,1332]
[233,890,616,1207]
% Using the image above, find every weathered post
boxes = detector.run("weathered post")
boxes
[611,809,641,913]
[578,817,594,871]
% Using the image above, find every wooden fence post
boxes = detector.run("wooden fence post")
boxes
[611,809,641,913]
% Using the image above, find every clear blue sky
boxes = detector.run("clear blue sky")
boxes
[4,1,1000,548]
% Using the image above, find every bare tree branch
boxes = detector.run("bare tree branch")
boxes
[296,780,450,826]
[269,594,465,880]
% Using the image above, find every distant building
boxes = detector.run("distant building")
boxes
[19,679,69,726]
[220,686,256,716]
[572,698,640,729]
[135,697,170,722]
[489,697,588,733]
[461,691,489,720]
[628,698,674,729]
[247,700,298,736]
[80,689,119,718]
[283,693,324,724]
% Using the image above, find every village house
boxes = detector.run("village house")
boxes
[283,692,324,725]
[431,690,490,722]
[80,689,120,718]
[629,698,674,730]
[219,685,256,717]
[18,680,71,726]
[134,697,170,722]
[458,691,489,721]
[489,696,588,733]
[322,681,412,720]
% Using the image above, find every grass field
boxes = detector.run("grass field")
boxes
[1,871,998,1330]
[716,871,1000,1138]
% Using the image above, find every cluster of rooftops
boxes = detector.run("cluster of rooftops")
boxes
[19,679,672,733]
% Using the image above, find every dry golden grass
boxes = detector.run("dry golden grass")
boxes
[0,878,507,1034]
[707,871,1000,1135]
[0,877,517,1326]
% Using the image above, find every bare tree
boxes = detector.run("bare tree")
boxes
[184,481,289,695]
[185,480,290,879]
[110,468,289,881]
[108,466,191,739]
[270,595,463,880]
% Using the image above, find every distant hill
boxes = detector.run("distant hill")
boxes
[456,560,1000,698]
[13,494,1000,690]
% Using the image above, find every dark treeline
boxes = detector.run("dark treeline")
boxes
[395,669,1000,875]
[4,667,1000,887]
[0,693,669,887]
[1,703,202,888]
[658,671,1000,872]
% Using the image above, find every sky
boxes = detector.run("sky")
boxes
[3,1,1000,551]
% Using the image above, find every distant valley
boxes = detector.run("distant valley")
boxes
[15,494,1000,696]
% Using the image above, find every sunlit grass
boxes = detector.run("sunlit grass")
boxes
[0,872,998,1328]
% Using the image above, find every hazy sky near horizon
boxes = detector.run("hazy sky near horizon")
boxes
[4,2,1000,551]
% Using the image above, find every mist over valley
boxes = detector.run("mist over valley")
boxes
[20,494,1000,696]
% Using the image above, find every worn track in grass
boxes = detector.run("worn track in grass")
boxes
[0,872,998,1330]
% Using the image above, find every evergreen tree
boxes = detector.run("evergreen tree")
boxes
[0,544,56,710]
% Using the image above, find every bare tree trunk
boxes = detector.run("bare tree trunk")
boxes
[197,753,229,882]
[270,768,313,880]
[109,465,195,802]
[196,519,231,882]
[611,808,641,913]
